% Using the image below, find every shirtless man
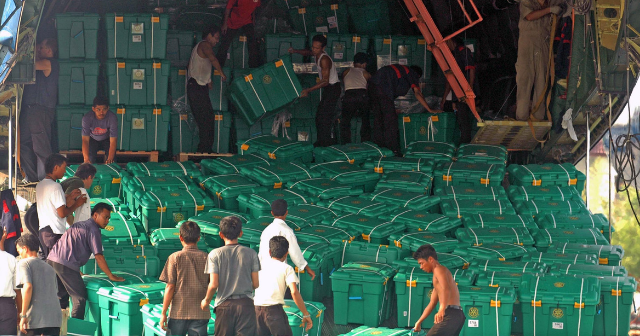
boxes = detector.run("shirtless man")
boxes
[413,244,465,335]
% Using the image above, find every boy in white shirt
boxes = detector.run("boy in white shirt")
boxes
[254,236,312,336]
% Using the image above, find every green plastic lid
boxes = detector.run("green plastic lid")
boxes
[433,185,507,201]
[389,231,461,253]
[461,213,537,229]
[519,273,600,306]
[454,243,535,261]
[441,199,516,218]
[531,228,610,246]
[288,178,362,200]
[468,260,547,273]
[295,224,360,245]
[317,196,392,218]
[548,263,628,277]
[201,154,271,174]
[455,227,535,246]
[97,281,166,305]
[475,271,528,288]
[547,243,623,265]
[457,285,516,304]
[187,209,250,236]
[362,156,434,174]
[102,211,149,246]
[330,262,397,283]
[521,252,598,265]
[239,162,317,188]
[394,266,477,286]
[385,210,462,234]
[199,174,266,198]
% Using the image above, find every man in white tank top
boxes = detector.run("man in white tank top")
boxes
[187,26,227,154]
[289,35,341,147]
[340,52,371,144]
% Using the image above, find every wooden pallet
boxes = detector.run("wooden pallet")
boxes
[175,152,234,162]
[472,120,552,151]
[59,150,159,163]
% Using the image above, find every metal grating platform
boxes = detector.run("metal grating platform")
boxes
[472,120,552,151]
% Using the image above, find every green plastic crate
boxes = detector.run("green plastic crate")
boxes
[309,34,370,63]
[507,163,587,194]
[384,210,462,236]
[455,144,508,165]
[229,56,302,125]
[90,198,126,212]
[456,286,517,336]
[237,189,311,218]
[454,243,535,261]
[198,174,268,210]
[286,204,342,227]
[327,213,406,244]
[467,260,548,274]
[287,242,340,301]
[531,228,610,249]
[63,164,124,199]
[392,253,473,270]
[548,243,624,266]
[347,0,391,35]
[97,282,166,336]
[100,211,152,252]
[264,34,307,63]
[287,74,320,119]
[105,13,168,59]
[289,4,349,35]
[362,189,441,212]
[169,67,187,103]
[399,113,457,148]
[200,154,271,175]
[507,185,583,203]
[140,303,216,336]
[548,263,628,277]
[535,213,611,234]
[519,274,600,336]
[107,60,170,105]
[58,59,100,105]
[209,68,230,112]
[375,170,434,194]
[591,276,636,336]
[455,227,535,246]
[288,178,362,200]
[363,156,434,174]
[373,35,431,72]
[56,13,100,59]
[56,105,91,151]
[121,175,199,212]
[514,199,589,218]
[239,161,318,189]
[149,228,209,265]
[394,266,477,329]
[525,250,600,265]
[135,188,215,232]
[81,253,161,277]
[245,215,310,233]
[238,135,314,163]
[433,186,508,201]
[114,105,170,151]
[170,113,199,154]
[389,231,462,253]
[404,141,456,163]
[433,161,506,188]
[309,161,381,192]
[340,326,420,336]
[296,224,360,245]
[213,34,250,69]
[441,199,516,218]
[474,271,529,334]
[331,262,397,327]
[67,318,97,336]
[283,300,325,336]
[461,214,539,230]
[165,30,195,67]
[317,196,393,217]
[332,239,411,266]
[211,111,232,153]
[314,142,393,164]
[126,161,201,178]
[186,209,250,248]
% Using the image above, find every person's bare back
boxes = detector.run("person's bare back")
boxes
[432,264,460,309]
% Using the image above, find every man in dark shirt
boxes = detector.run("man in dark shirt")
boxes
[82,96,118,164]
[440,36,476,144]
[369,65,440,155]
[19,38,59,183]
[46,203,124,319]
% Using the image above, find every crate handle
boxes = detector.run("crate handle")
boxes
[406,280,417,287]
[531,300,541,307]
[490,300,501,307]
[574,302,585,308]
[612,289,622,296]
[599,257,609,265]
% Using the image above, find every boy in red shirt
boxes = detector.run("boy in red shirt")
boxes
[218,0,261,68]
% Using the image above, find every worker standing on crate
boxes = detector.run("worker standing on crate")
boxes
[19,38,59,184]
[412,245,465,335]
[370,65,441,155]
[81,96,117,164]
[340,52,372,144]
[188,26,227,153]
[289,35,342,147]
[440,35,476,144]
[218,0,261,68]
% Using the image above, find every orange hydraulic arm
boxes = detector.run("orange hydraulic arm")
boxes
[403,0,483,122]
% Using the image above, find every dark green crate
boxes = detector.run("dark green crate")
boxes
[507,185,583,202]
[289,4,349,36]
[296,223,361,244]
[327,213,406,244]
[97,282,166,336]
[166,30,195,67]
[287,242,340,301]
[455,144,508,165]
[56,105,91,151]
[507,163,587,194]
[456,286,517,336]
[135,188,216,232]
[239,162,318,189]
[200,154,271,175]
[314,142,394,164]
[287,75,320,119]
[309,161,381,192]
[264,33,307,63]
[283,300,326,336]
[339,326,417,336]
[375,170,433,194]
[170,113,199,154]
[467,260,548,274]
[106,60,170,106]
[90,198,126,212]
[113,105,170,151]
[332,239,411,266]
[63,164,124,199]
[347,0,391,35]
[285,117,318,143]
[455,227,535,246]
[361,189,441,212]
[169,67,187,102]
[186,209,250,248]
[521,252,598,265]
[121,175,200,213]
[547,243,624,266]
[82,254,161,277]
[531,228,610,249]
[440,199,516,218]
[105,13,169,59]
[453,243,535,261]
[198,174,268,210]
[210,68,230,112]
[461,214,539,230]
[433,161,506,188]
[398,113,457,149]
[384,210,462,236]
[363,156,434,174]
[389,231,463,253]
[100,211,152,253]
[317,196,393,217]
[238,135,314,163]
[58,60,100,105]
[126,161,201,178]
[287,204,342,227]
[473,271,527,334]
[212,111,232,153]
[535,213,611,234]
[56,13,100,59]
[513,199,589,218]
[403,141,456,163]
[288,178,362,200]
[237,189,312,219]
[547,263,628,277]
[373,35,431,72]
[433,186,508,201]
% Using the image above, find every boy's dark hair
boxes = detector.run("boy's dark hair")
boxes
[16,234,40,252]
[42,38,58,56]
[203,25,221,40]
[93,96,109,107]
[271,199,288,217]
[91,203,113,216]
[312,34,327,48]
[409,65,423,79]
[75,163,97,180]
[179,221,201,244]
[219,216,242,240]
[353,52,368,65]
[413,244,438,261]
[269,236,289,259]
[45,154,68,174]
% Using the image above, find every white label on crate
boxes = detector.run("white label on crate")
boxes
[329,22,338,29]
[403,311,408,317]
[552,322,564,330]
[133,82,143,90]
[468,320,479,328]
[132,118,145,130]
[399,58,408,65]
[132,35,142,43]
[327,16,337,24]
[316,26,329,33]
[334,52,344,60]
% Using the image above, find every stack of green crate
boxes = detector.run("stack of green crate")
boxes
[440,199,516,218]
[296,223,360,244]
[237,189,312,218]
[384,210,462,236]
[373,35,432,72]
[239,162,319,189]
[149,228,210,265]
[287,204,342,227]
[198,174,268,210]
[363,156,434,174]
[547,243,624,266]
[309,161,381,192]
[317,196,393,217]
[238,135,315,163]
[288,178,362,200]
[331,262,397,327]
[389,231,462,253]
[126,161,202,178]
[186,209,250,249]
[455,144,508,165]
[453,243,535,261]
[166,30,195,68]
[403,141,456,163]
[97,282,166,336]
[62,164,124,199]
[434,185,508,201]
[288,74,320,120]
[200,154,271,175]
[332,239,411,266]
[314,142,394,164]
[375,170,434,194]
[170,112,199,154]
[289,4,349,35]
[105,13,170,151]
[328,214,406,244]
[507,163,587,194]
[287,242,340,301]
[135,188,215,232]
[513,199,589,218]
[433,161,506,188]
[264,34,307,63]
[507,185,583,202]
[398,113,457,147]
[535,213,612,235]
[346,0,391,35]
[474,271,529,334]
[121,175,200,212]
[455,227,535,246]
[55,13,101,151]
[520,251,599,265]
[531,228,610,250]
[283,300,326,336]
[461,213,539,230]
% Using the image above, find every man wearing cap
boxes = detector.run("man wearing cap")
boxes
[258,200,316,281]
